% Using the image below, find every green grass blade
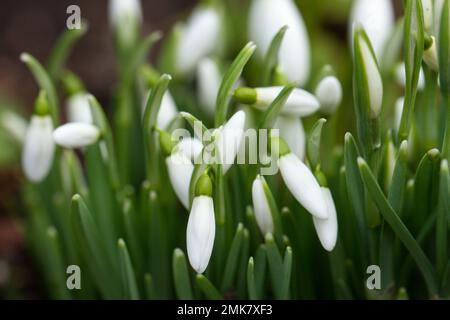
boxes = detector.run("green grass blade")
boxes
[221,223,244,291]
[258,85,294,129]
[247,257,258,300]
[117,239,140,300]
[173,248,193,300]
[215,42,256,127]
[357,157,439,296]
[265,233,284,299]
[196,274,223,300]
[436,160,449,278]
[261,26,288,86]
[307,118,327,170]
[280,246,292,299]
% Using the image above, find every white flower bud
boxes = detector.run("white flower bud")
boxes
[422,0,434,33]
[313,187,338,252]
[1,110,27,144]
[354,30,384,118]
[22,115,55,182]
[315,76,343,115]
[176,7,221,75]
[274,116,305,160]
[53,123,100,149]
[349,0,395,60]
[279,153,328,219]
[109,0,142,29]
[249,0,311,85]
[395,63,425,91]
[197,58,222,117]
[395,96,405,132]
[252,175,274,235]
[187,195,216,273]
[215,110,246,174]
[166,150,194,210]
[67,93,93,124]
[254,87,320,117]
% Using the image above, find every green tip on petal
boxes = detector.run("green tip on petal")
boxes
[62,71,85,96]
[195,172,213,197]
[233,87,257,105]
[34,90,50,116]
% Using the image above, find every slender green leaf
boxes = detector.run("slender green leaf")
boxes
[261,26,288,86]
[221,223,244,291]
[173,248,193,300]
[258,85,294,129]
[307,118,327,169]
[436,160,450,277]
[215,42,256,126]
[117,239,139,300]
[196,274,223,300]
[247,257,257,300]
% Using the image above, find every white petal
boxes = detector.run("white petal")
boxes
[255,87,320,117]
[252,176,274,235]
[358,36,383,117]
[395,96,405,132]
[22,115,55,182]
[186,196,216,273]
[215,110,246,174]
[313,187,338,252]
[177,137,204,162]
[67,93,93,124]
[279,153,328,219]
[248,0,310,85]
[176,7,221,74]
[274,116,305,160]
[423,37,439,72]
[395,63,425,91]
[315,76,343,115]
[434,0,445,38]
[422,0,434,33]
[109,0,142,28]
[197,58,221,117]
[166,151,194,210]
[349,0,395,60]
[156,91,178,130]
[53,123,100,149]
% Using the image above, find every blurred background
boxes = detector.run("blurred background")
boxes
[0,0,402,299]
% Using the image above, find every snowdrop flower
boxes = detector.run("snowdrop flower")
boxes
[252,175,274,235]
[176,6,221,75]
[109,0,142,30]
[395,63,425,91]
[423,36,439,72]
[22,91,55,183]
[214,110,246,174]
[234,86,320,117]
[315,76,343,115]
[353,27,384,118]
[272,135,328,219]
[67,93,93,124]
[53,123,100,149]
[274,116,305,159]
[187,173,215,273]
[22,115,55,183]
[349,0,395,61]
[161,131,203,209]
[312,187,338,251]
[248,0,310,85]
[197,58,222,117]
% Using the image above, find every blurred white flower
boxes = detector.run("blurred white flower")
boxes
[395,63,425,91]
[22,115,55,183]
[176,6,221,75]
[177,137,204,162]
[249,0,310,85]
[315,76,343,115]
[312,187,338,251]
[349,0,395,61]
[252,175,274,235]
[53,123,100,149]
[197,58,222,117]
[274,116,305,160]
[254,87,320,117]
[187,195,215,273]
[67,93,93,124]
[354,29,383,118]
[214,110,246,174]
[108,0,142,29]
[279,153,328,219]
